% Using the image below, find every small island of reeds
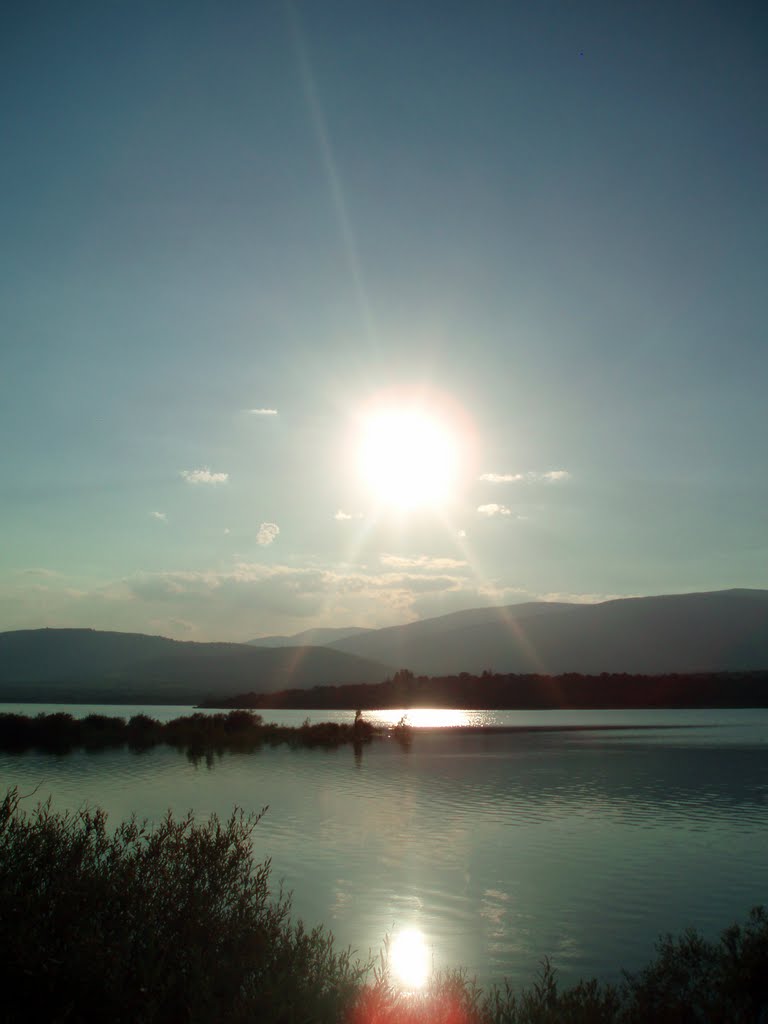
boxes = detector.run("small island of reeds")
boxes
[0,709,384,757]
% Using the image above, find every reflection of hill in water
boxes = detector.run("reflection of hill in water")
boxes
[163,728,768,828]
[365,731,768,827]
[3,726,765,827]
[83,727,768,827]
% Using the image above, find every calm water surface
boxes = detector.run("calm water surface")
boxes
[1,705,767,989]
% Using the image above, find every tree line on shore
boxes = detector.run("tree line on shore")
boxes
[200,668,768,710]
[1,787,767,1023]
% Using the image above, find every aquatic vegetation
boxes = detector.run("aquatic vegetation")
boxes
[0,709,376,756]
[1,788,766,1022]
[392,712,414,750]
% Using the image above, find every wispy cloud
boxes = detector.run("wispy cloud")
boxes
[477,503,514,517]
[540,470,570,482]
[334,509,363,521]
[247,408,278,416]
[256,522,280,546]
[3,558,541,641]
[479,473,525,483]
[480,470,571,483]
[121,561,472,631]
[379,554,467,570]
[149,617,196,635]
[536,591,629,604]
[180,468,229,485]
[151,511,168,522]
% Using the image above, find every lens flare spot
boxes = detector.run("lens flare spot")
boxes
[389,928,430,989]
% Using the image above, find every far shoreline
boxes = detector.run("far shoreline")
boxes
[0,709,716,759]
[2,696,768,713]
[1,667,766,709]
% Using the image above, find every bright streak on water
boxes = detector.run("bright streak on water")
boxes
[389,928,430,989]
[377,708,472,728]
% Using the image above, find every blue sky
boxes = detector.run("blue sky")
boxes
[2,0,766,641]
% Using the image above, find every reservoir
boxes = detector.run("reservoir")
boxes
[1,705,767,989]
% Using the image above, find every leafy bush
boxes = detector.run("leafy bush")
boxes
[0,788,367,1023]
[1,786,766,1023]
[620,907,768,1023]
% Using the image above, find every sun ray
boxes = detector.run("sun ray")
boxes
[439,508,551,675]
[286,3,377,351]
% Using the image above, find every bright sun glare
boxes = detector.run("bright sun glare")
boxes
[389,928,430,989]
[357,404,460,509]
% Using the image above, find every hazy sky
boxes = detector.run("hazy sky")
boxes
[2,1,766,641]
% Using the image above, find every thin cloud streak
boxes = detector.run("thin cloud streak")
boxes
[379,554,467,570]
[480,470,571,483]
[180,468,229,485]
[479,473,525,483]
[477,504,514,517]
[540,470,571,482]
[536,591,631,604]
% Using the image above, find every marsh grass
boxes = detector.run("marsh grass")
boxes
[0,709,376,757]
[1,787,766,1022]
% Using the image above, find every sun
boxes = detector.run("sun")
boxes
[356,402,460,509]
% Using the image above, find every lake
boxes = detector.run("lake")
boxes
[1,705,767,990]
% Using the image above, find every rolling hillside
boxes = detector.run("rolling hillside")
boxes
[0,629,392,703]
[247,626,373,648]
[2,590,766,704]
[327,589,768,675]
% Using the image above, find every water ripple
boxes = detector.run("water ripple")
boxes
[2,715,768,989]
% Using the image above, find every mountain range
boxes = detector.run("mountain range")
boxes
[255,588,768,676]
[246,626,372,648]
[1,589,766,703]
[0,630,390,703]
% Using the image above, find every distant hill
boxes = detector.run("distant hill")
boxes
[0,629,392,703]
[247,626,373,648]
[3,590,766,705]
[327,589,768,675]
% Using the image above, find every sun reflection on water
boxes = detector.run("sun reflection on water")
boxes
[379,708,471,728]
[389,928,430,990]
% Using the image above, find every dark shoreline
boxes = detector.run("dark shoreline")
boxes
[0,710,712,758]
[199,668,768,711]
[2,669,767,709]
